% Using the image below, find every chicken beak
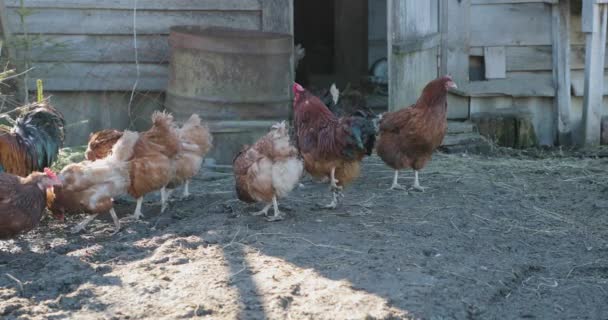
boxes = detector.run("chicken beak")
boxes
[449,81,457,89]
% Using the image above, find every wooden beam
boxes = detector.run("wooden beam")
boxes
[471,0,557,4]
[470,3,553,47]
[441,0,471,119]
[4,0,262,10]
[552,0,573,145]
[26,62,168,91]
[392,33,440,54]
[6,9,261,35]
[452,74,555,98]
[388,0,439,110]
[582,1,608,146]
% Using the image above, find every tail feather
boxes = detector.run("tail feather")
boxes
[349,116,377,156]
[151,111,175,129]
[12,102,65,171]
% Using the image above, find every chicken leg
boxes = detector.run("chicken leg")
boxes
[390,170,407,191]
[71,214,98,234]
[160,187,172,213]
[109,208,121,235]
[411,170,426,192]
[329,167,342,191]
[133,197,145,219]
[182,180,192,199]
[252,203,272,217]
[266,196,285,222]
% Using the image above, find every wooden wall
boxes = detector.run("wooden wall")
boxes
[3,0,293,146]
[447,0,608,146]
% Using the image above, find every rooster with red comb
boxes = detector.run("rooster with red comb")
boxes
[292,82,377,209]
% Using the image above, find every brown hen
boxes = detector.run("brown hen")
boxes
[376,75,457,191]
[0,168,61,239]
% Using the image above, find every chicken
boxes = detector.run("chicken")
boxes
[233,121,303,221]
[0,168,62,239]
[128,111,181,218]
[85,129,123,161]
[293,83,376,209]
[376,75,457,191]
[160,114,213,208]
[0,101,65,177]
[52,131,139,233]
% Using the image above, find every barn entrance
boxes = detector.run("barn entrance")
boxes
[293,0,388,113]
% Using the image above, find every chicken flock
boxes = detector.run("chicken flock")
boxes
[0,75,455,239]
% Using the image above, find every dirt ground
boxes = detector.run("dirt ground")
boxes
[1,149,607,320]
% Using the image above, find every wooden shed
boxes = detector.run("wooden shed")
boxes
[0,0,292,146]
[385,0,608,147]
[1,0,607,149]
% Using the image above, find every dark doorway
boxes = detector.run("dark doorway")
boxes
[294,0,369,91]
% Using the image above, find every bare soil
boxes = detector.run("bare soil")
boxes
[1,149,608,320]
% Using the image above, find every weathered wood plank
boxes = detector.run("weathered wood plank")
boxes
[23,35,169,63]
[453,72,555,97]
[581,2,608,146]
[552,0,573,145]
[261,0,293,33]
[7,8,261,35]
[484,46,507,79]
[27,62,168,91]
[441,0,471,119]
[393,33,441,54]
[48,91,163,146]
[471,0,557,4]
[471,45,601,71]
[5,0,261,10]
[571,70,608,96]
[470,3,553,46]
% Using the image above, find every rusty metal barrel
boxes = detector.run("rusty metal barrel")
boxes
[165,26,293,164]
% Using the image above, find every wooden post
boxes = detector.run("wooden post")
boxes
[440,0,471,119]
[552,0,573,145]
[388,0,439,111]
[582,0,608,146]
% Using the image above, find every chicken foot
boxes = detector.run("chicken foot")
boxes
[390,170,407,191]
[321,190,344,209]
[411,170,426,192]
[252,203,272,217]
[71,214,98,234]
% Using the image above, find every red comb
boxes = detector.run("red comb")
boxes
[44,168,57,179]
